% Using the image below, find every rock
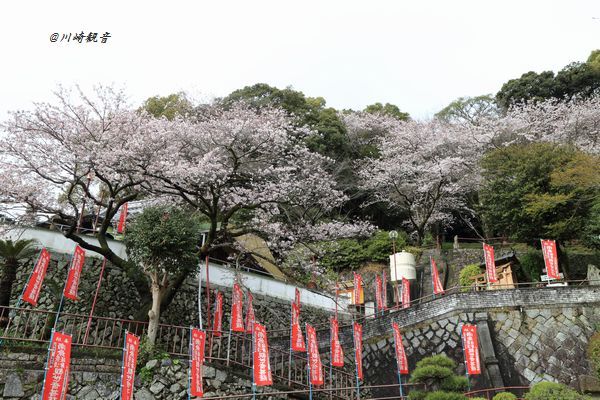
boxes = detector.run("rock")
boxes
[149,381,165,394]
[134,388,156,400]
[145,359,159,370]
[170,383,182,393]
[3,373,25,397]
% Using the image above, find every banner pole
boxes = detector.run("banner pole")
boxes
[329,318,333,400]
[2,248,44,343]
[305,322,312,400]
[119,329,128,399]
[83,257,106,344]
[430,256,436,300]
[251,321,256,400]
[288,302,293,384]
[198,259,203,331]
[460,325,472,391]
[205,256,211,331]
[392,324,404,399]
[38,328,56,399]
[188,326,192,400]
[352,322,361,400]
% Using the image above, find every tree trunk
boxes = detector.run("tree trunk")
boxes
[0,260,18,308]
[147,278,163,346]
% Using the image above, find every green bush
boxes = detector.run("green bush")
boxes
[459,264,481,290]
[519,249,545,282]
[318,230,408,271]
[524,382,591,400]
[415,354,456,370]
[493,393,517,400]
[408,391,427,400]
[424,391,467,400]
[587,332,600,380]
[410,365,454,382]
[440,375,468,392]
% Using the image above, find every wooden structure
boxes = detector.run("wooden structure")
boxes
[337,280,364,305]
[471,254,519,291]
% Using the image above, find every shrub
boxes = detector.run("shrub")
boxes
[415,354,456,370]
[493,393,517,400]
[440,375,468,392]
[519,249,545,282]
[459,264,481,291]
[524,382,591,400]
[424,391,467,400]
[587,332,600,380]
[410,355,464,395]
[408,391,427,400]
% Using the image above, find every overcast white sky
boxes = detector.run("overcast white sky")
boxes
[1,0,599,121]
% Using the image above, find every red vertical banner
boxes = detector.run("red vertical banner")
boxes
[231,283,245,332]
[117,202,128,234]
[541,239,560,279]
[120,332,140,400]
[253,323,273,386]
[382,270,387,310]
[212,291,223,337]
[353,272,362,305]
[245,291,255,334]
[392,322,409,375]
[353,322,363,381]
[295,287,301,309]
[41,331,72,400]
[375,275,384,313]
[401,278,410,309]
[291,302,306,351]
[330,318,344,367]
[306,323,324,385]
[431,257,445,295]
[64,245,85,300]
[483,243,497,283]
[190,328,206,397]
[23,247,51,306]
[461,324,481,375]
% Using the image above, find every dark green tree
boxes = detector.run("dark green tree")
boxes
[496,71,556,110]
[0,239,38,307]
[408,355,468,400]
[435,95,498,125]
[479,143,598,242]
[142,92,193,120]
[364,102,410,121]
[124,206,201,345]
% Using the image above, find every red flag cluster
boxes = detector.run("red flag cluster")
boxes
[483,243,497,283]
[41,331,72,400]
[253,323,273,386]
[120,332,140,400]
[231,283,245,332]
[541,239,560,279]
[461,324,481,375]
[306,323,324,385]
[431,257,445,295]
[190,328,206,396]
[401,278,410,309]
[353,322,363,381]
[23,248,51,306]
[392,322,409,375]
[330,318,344,367]
[64,245,86,300]
[291,302,306,351]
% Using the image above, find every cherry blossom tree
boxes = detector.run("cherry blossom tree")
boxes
[352,114,479,244]
[1,87,372,322]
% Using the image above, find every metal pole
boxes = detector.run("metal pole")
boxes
[39,328,56,399]
[2,248,44,342]
[329,318,333,400]
[430,256,436,300]
[119,329,128,399]
[251,321,256,400]
[198,259,203,331]
[392,239,399,309]
[305,322,313,400]
[188,326,192,400]
[83,257,107,344]
[205,256,211,330]
[352,323,361,400]
[53,250,76,332]
[288,302,293,384]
